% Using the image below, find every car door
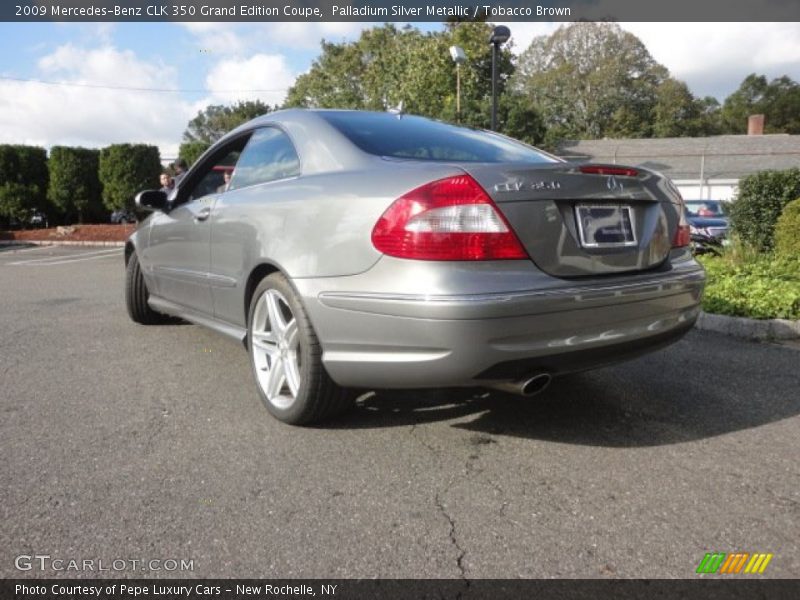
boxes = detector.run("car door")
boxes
[209,126,302,326]
[146,135,250,315]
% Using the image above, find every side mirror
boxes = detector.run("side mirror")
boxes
[135,190,168,212]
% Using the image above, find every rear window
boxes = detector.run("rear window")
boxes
[319,112,558,164]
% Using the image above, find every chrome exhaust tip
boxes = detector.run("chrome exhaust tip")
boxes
[487,372,553,397]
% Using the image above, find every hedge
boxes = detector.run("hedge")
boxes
[728,168,800,253]
[0,144,49,220]
[178,141,211,168]
[48,147,104,223]
[699,254,800,320]
[774,198,800,259]
[98,144,162,212]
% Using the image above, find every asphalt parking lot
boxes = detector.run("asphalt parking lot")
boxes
[1,244,798,579]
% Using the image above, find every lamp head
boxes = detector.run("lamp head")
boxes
[490,26,511,45]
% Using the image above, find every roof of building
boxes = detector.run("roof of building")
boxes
[556,134,800,180]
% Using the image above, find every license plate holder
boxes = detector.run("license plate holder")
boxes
[575,204,637,248]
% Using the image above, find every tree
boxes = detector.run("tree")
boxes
[184,100,274,144]
[514,22,669,141]
[48,147,103,223]
[500,92,546,146]
[696,96,723,135]
[0,145,48,222]
[284,23,518,133]
[178,141,211,168]
[652,79,715,138]
[98,144,161,212]
[721,74,800,134]
[721,74,768,133]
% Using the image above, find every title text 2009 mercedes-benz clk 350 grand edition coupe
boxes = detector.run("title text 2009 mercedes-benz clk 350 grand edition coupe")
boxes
[126,110,705,424]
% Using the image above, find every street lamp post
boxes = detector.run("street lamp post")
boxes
[489,26,510,131]
[449,46,466,122]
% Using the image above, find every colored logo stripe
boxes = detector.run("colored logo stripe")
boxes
[697,552,773,574]
[719,553,749,574]
[744,553,773,574]
[697,553,726,573]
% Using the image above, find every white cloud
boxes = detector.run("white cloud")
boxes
[181,22,248,55]
[497,22,560,55]
[0,45,192,158]
[179,21,372,56]
[620,23,800,98]
[203,53,295,106]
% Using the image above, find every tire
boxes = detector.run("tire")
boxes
[247,273,352,425]
[125,251,168,325]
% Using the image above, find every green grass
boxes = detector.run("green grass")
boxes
[697,252,800,320]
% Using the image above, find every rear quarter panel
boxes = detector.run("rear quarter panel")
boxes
[208,159,465,326]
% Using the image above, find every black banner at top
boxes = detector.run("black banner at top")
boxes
[5,0,800,22]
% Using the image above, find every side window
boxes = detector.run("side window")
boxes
[228,127,300,191]
[180,135,250,204]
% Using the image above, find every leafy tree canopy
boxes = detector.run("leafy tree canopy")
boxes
[653,79,722,137]
[283,23,542,143]
[721,74,800,134]
[514,22,670,141]
[183,100,275,144]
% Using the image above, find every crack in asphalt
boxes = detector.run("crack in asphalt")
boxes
[408,421,441,457]
[408,422,470,582]
[435,492,468,584]
[407,422,516,586]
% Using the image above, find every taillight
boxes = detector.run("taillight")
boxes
[371,175,528,261]
[579,165,639,177]
[672,194,691,248]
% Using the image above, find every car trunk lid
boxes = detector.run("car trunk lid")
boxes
[461,162,677,277]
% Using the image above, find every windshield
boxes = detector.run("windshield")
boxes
[685,201,726,218]
[319,111,558,164]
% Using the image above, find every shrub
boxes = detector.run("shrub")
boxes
[0,144,49,221]
[774,198,800,259]
[698,254,800,319]
[98,144,161,212]
[728,168,800,253]
[48,147,104,223]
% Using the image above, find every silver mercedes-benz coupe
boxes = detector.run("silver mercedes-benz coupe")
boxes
[127,109,705,424]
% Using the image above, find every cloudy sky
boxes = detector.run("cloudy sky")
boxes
[0,21,798,158]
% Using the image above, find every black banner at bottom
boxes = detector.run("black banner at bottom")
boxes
[3,579,800,600]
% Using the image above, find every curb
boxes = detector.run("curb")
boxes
[696,311,800,341]
[0,240,125,247]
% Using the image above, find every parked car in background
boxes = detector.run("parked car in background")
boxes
[8,209,48,230]
[684,200,729,255]
[110,209,137,224]
[125,109,705,425]
[28,209,48,229]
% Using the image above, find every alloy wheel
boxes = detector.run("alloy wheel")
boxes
[250,289,301,409]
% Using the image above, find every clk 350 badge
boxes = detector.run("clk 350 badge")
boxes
[495,181,562,192]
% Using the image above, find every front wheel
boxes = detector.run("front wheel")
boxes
[125,251,168,324]
[247,273,352,425]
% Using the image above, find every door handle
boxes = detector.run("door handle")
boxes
[194,207,211,222]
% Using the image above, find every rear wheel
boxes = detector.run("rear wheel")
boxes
[125,251,168,324]
[248,273,352,425]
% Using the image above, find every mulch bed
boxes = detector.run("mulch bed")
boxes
[0,224,135,243]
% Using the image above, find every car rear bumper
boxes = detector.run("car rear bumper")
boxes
[294,255,705,389]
